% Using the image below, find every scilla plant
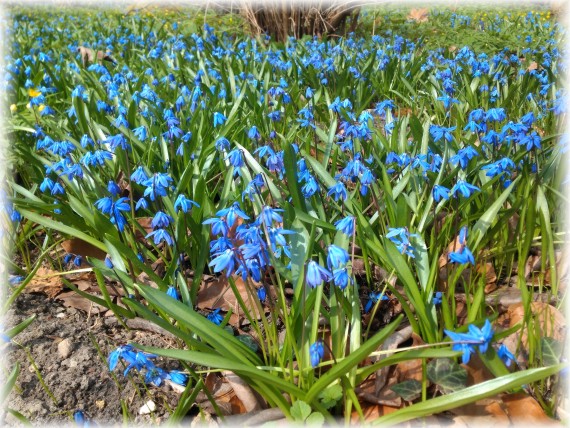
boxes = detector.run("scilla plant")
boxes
[6,6,566,423]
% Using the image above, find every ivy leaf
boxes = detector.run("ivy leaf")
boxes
[427,358,467,394]
[541,338,562,366]
[290,400,312,422]
[318,384,343,409]
[391,379,423,402]
[236,335,259,353]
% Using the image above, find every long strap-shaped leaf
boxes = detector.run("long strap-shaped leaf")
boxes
[305,315,403,403]
[374,363,565,425]
[136,284,261,366]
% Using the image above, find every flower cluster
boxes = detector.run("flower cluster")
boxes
[205,202,293,283]
[108,344,187,387]
[444,319,494,364]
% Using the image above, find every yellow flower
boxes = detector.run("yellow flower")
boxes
[10,104,16,112]
[28,88,41,97]
[38,104,45,112]
[26,102,31,109]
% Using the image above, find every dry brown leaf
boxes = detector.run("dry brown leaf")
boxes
[508,302,565,343]
[450,397,510,425]
[501,393,556,424]
[407,8,429,22]
[197,277,264,326]
[527,61,538,71]
[134,217,154,242]
[463,353,495,385]
[57,291,106,314]
[501,301,566,366]
[351,403,399,424]
[61,238,106,260]
[223,371,263,413]
[395,333,424,383]
[26,267,65,298]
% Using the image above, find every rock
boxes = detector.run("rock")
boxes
[58,338,73,359]
[139,400,156,415]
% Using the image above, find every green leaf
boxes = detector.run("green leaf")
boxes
[391,379,423,402]
[318,384,343,410]
[305,315,402,403]
[375,364,566,426]
[471,177,520,250]
[427,358,467,394]
[236,335,259,353]
[305,411,325,426]
[0,363,20,405]
[5,315,36,339]
[541,337,562,366]
[290,400,312,422]
[18,209,107,252]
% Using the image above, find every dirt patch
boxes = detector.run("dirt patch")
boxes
[4,292,184,426]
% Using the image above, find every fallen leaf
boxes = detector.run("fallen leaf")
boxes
[57,291,106,314]
[26,267,65,298]
[197,277,265,326]
[351,403,399,424]
[61,238,106,260]
[407,8,429,22]
[450,397,510,425]
[501,301,566,366]
[395,333,424,383]
[501,393,556,424]
[463,353,495,385]
[223,371,264,413]
[134,217,154,242]
[527,61,538,71]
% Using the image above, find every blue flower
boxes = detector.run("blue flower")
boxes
[104,256,114,269]
[326,245,349,270]
[209,248,240,276]
[226,148,244,169]
[145,367,169,386]
[213,112,227,127]
[310,340,325,368]
[485,107,506,122]
[430,125,456,143]
[259,206,283,227]
[450,180,480,198]
[107,181,121,196]
[73,410,88,427]
[151,211,174,229]
[335,216,355,236]
[124,351,158,376]
[174,194,199,213]
[247,126,261,140]
[108,344,136,371]
[332,267,351,290]
[327,181,348,202]
[203,217,229,237]
[497,344,516,367]
[433,291,443,305]
[145,228,174,246]
[444,319,494,364]
[433,185,450,202]
[166,286,180,300]
[364,291,389,313]
[306,260,332,288]
[216,202,249,227]
[207,308,224,325]
[168,370,188,386]
[257,286,266,302]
